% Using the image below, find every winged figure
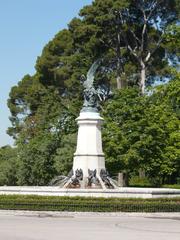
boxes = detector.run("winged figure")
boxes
[83,59,101,90]
[82,59,102,111]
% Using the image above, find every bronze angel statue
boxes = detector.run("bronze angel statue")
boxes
[81,59,112,112]
[82,59,101,112]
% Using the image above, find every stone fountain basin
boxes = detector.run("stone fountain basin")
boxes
[0,186,180,198]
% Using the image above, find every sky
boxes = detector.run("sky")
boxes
[0,0,92,147]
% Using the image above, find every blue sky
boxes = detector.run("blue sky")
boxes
[0,0,92,147]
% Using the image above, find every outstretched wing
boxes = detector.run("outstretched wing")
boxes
[84,59,101,89]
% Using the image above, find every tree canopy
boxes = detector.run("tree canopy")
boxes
[103,77,180,185]
[1,0,179,186]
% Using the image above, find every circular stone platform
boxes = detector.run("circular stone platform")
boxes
[0,186,180,198]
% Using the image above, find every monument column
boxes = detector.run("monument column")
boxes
[73,111,105,179]
[63,59,115,189]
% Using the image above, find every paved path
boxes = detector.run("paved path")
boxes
[0,211,180,240]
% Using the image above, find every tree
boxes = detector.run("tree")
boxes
[7,74,46,140]
[69,0,131,89]
[70,0,179,93]
[8,0,179,142]
[162,24,180,65]
[121,0,179,94]
[102,77,180,185]
[102,87,146,175]
[54,133,77,176]
[17,132,59,185]
[6,0,179,186]
[0,146,18,185]
[7,29,82,185]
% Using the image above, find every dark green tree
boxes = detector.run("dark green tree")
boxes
[103,77,180,185]
[0,146,18,186]
[17,132,59,185]
[54,133,77,176]
[6,0,180,186]
[70,0,179,93]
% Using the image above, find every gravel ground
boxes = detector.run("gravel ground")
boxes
[0,209,180,218]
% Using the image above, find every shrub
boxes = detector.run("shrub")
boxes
[0,195,180,212]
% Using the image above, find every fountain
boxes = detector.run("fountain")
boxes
[1,60,180,198]
[50,59,116,189]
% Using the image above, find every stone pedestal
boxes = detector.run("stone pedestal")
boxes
[61,110,116,189]
[73,111,105,179]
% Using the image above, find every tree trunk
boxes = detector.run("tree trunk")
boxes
[116,30,126,90]
[116,73,126,89]
[116,75,122,89]
[140,60,146,95]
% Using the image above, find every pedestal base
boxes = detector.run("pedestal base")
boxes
[67,111,115,189]
[50,111,117,189]
[73,154,105,178]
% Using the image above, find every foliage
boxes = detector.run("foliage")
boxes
[102,87,146,174]
[71,0,179,92]
[162,184,180,189]
[54,133,77,176]
[16,133,58,186]
[0,146,18,185]
[3,0,180,186]
[102,78,180,185]
[0,194,180,212]
[163,24,180,63]
[129,176,153,187]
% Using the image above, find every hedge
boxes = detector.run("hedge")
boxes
[0,195,180,212]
